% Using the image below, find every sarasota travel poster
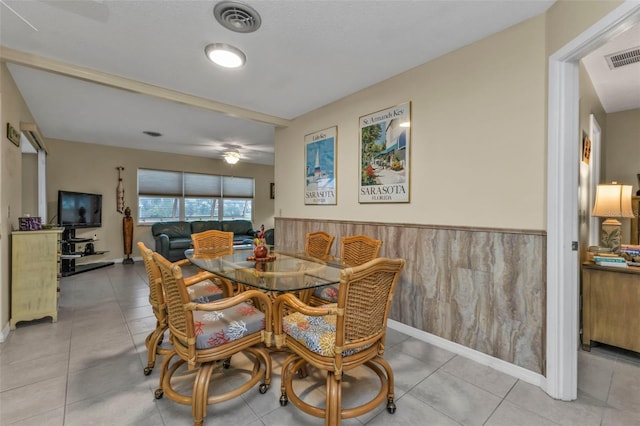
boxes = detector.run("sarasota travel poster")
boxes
[304,126,337,205]
[359,102,410,203]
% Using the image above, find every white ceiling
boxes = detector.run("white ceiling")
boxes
[582,23,640,114]
[4,0,631,166]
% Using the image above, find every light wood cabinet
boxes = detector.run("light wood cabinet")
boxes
[581,262,640,353]
[11,229,62,329]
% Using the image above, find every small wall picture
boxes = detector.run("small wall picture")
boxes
[270,182,275,199]
[582,134,591,164]
[304,126,337,205]
[6,123,20,147]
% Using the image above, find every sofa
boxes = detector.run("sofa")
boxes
[151,220,257,261]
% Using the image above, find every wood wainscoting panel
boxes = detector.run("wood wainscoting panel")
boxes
[275,218,546,374]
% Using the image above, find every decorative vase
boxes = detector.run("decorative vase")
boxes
[253,244,268,259]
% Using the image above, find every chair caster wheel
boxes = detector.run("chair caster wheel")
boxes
[259,383,269,394]
[154,389,164,399]
[144,367,153,376]
[223,358,231,369]
[279,394,288,406]
[387,399,396,414]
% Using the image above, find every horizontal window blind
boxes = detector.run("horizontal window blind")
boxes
[222,176,254,198]
[138,169,254,198]
[138,169,182,196]
[185,172,222,197]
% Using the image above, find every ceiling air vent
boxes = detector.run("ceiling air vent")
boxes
[605,46,640,69]
[214,1,261,33]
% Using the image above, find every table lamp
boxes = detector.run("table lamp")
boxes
[592,182,634,252]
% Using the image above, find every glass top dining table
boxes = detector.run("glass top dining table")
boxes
[185,246,344,293]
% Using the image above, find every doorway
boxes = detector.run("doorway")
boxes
[20,124,48,222]
[546,1,640,401]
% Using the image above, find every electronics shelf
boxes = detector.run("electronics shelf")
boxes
[61,228,113,277]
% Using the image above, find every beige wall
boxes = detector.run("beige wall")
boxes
[0,62,36,334]
[276,14,547,230]
[578,62,607,259]
[605,108,640,188]
[273,0,625,239]
[45,139,274,264]
[605,108,640,241]
[546,0,624,55]
[21,152,38,217]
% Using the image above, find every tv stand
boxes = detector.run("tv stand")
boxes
[61,228,114,277]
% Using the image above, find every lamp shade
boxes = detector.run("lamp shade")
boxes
[592,183,634,218]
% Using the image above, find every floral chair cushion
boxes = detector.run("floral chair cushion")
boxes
[187,279,224,303]
[312,284,339,303]
[282,307,370,357]
[192,302,265,349]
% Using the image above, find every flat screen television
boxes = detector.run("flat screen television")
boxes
[57,190,103,228]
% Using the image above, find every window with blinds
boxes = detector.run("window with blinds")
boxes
[137,169,254,223]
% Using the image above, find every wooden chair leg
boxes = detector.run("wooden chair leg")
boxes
[374,356,396,413]
[144,324,165,375]
[325,372,341,426]
[155,350,177,399]
[192,362,215,426]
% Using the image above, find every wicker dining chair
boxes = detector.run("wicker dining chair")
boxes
[191,230,234,256]
[310,234,382,305]
[274,257,405,426]
[153,252,272,426]
[191,229,245,294]
[137,242,232,375]
[304,231,335,259]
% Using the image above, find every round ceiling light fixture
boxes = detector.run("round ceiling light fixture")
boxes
[224,151,241,164]
[205,43,246,68]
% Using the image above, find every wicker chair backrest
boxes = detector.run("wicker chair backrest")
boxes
[137,242,166,319]
[191,230,234,257]
[337,257,404,348]
[340,235,382,267]
[305,231,335,258]
[153,252,193,341]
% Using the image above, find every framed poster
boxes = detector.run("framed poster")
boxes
[304,126,337,205]
[359,102,410,203]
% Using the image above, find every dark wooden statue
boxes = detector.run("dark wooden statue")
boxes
[123,206,134,264]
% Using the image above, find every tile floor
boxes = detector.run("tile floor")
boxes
[1,263,639,425]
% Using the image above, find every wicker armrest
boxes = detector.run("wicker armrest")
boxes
[186,289,272,332]
[174,258,191,267]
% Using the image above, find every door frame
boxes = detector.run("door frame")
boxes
[546,1,640,400]
[588,114,602,246]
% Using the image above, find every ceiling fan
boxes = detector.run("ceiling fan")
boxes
[150,140,274,164]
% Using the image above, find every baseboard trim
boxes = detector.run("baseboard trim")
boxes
[0,322,10,342]
[387,319,545,388]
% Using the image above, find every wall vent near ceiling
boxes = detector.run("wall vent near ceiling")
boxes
[605,46,640,69]
[214,1,261,33]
